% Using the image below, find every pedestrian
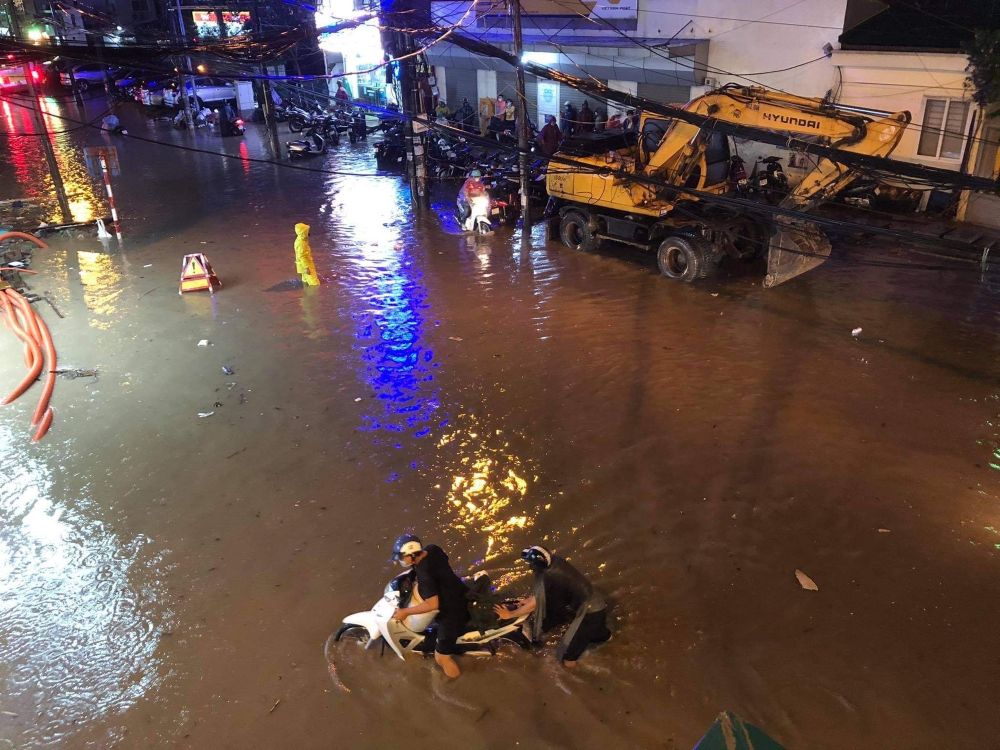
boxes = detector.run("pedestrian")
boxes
[335,80,350,104]
[494,545,610,668]
[537,114,561,157]
[503,96,517,134]
[595,108,606,132]
[457,98,475,131]
[435,99,450,124]
[623,109,639,132]
[606,111,622,130]
[579,101,595,132]
[293,223,320,286]
[391,534,471,679]
[560,101,577,137]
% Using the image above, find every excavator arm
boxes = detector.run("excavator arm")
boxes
[640,85,910,286]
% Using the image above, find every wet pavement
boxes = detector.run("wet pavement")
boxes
[0,94,998,750]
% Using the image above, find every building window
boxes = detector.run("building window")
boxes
[917,98,971,159]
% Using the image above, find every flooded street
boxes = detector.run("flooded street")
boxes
[1,96,999,750]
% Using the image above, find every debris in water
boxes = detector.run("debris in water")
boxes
[269,699,281,714]
[198,411,215,418]
[54,367,98,380]
[354,397,362,402]
[213,401,223,408]
[852,327,863,337]
[448,336,463,342]
[795,569,819,591]
[878,528,891,533]
[222,365,235,375]
[143,264,152,268]
[197,339,211,347]
[710,292,719,297]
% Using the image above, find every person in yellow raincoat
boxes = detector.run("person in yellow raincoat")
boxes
[294,222,320,286]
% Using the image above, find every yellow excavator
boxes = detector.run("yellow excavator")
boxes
[545,84,911,287]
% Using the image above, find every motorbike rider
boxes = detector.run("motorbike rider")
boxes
[494,545,610,668]
[391,534,470,679]
[456,169,487,227]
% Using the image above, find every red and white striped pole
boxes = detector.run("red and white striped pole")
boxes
[99,155,122,242]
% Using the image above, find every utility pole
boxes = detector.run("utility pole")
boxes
[398,34,427,207]
[171,2,194,129]
[23,63,73,224]
[509,0,531,241]
[252,0,281,158]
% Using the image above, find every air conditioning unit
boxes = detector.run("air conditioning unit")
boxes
[703,77,719,89]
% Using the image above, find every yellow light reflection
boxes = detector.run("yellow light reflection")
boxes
[77,250,125,329]
[434,415,543,588]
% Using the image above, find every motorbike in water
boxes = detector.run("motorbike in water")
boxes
[287,126,328,159]
[332,569,531,659]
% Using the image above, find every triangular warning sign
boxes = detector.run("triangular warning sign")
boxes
[179,253,221,294]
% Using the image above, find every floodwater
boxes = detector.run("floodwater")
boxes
[1,93,998,750]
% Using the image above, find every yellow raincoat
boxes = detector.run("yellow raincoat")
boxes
[294,222,320,286]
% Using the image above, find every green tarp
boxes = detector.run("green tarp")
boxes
[693,712,787,750]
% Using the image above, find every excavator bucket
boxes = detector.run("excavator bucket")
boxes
[764,218,832,288]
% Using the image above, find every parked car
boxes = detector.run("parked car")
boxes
[162,77,237,108]
[59,63,108,91]
[0,67,27,93]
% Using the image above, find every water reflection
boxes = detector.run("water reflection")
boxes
[0,426,169,747]
[0,94,104,224]
[430,413,540,582]
[77,250,125,330]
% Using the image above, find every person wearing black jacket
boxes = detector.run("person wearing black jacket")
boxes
[390,534,470,678]
[495,545,610,667]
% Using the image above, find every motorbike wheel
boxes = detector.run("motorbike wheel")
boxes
[334,624,370,644]
[288,116,306,133]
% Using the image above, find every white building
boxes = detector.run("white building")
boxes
[426,0,851,124]
[834,0,999,227]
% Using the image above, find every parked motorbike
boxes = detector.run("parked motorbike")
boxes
[333,569,530,659]
[749,155,788,203]
[374,124,406,171]
[220,115,245,137]
[287,126,328,158]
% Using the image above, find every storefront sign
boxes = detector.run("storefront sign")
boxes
[537,81,560,121]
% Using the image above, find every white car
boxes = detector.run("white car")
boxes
[162,77,236,107]
[0,67,26,93]
[59,63,107,91]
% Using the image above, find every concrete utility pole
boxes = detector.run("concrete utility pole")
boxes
[252,0,282,158]
[509,0,531,241]
[398,32,427,208]
[172,2,195,129]
[23,63,73,224]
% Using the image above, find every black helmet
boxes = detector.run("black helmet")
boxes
[521,545,552,570]
[392,533,423,561]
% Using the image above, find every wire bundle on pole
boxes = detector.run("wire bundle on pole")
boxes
[0,232,57,443]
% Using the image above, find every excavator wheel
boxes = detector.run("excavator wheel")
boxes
[559,210,602,253]
[657,236,715,282]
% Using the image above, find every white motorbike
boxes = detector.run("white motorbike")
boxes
[457,194,494,235]
[333,570,531,659]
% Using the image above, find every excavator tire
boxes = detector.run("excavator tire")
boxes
[657,236,714,282]
[559,210,602,253]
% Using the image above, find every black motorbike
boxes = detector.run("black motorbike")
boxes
[748,155,789,203]
[374,124,406,171]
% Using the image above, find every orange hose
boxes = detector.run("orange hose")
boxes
[30,304,57,426]
[1,290,43,405]
[32,406,53,442]
[0,231,48,249]
[6,290,40,370]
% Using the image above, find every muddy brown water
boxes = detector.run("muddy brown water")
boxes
[1,97,998,749]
